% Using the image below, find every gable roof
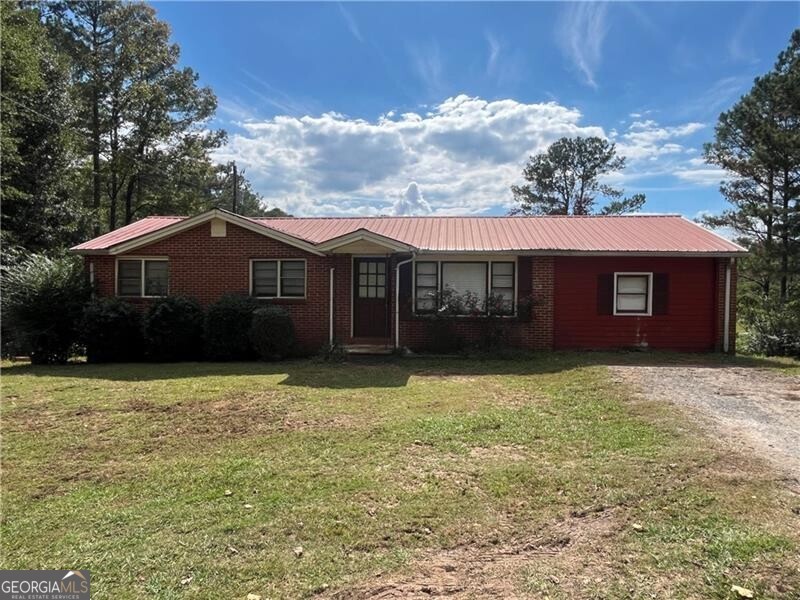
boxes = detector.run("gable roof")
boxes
[71,209,746,256]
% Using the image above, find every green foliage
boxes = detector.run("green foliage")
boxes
[203,294,259,361]
[143,296,204,362]
[0,4,87,254]
[702,29,799,314]
[317,340,347,362]
[249,306,296,361]
[0,2,286,259]
[740,300,800,358]
[510,136,646,215]
[1,254,91,363]
[81,297,143,363]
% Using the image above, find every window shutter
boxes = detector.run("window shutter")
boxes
[652,273,669,315]
[597,273,614,315]
[398,262,413,320]
[517,257,532,297]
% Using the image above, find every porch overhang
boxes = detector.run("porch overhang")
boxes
[316,228,416,254]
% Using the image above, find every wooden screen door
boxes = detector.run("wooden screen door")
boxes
[353,258,389,338]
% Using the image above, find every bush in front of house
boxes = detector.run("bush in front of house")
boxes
[82,297,143,363]
[143,296,204,361]
[249,305,295,361]
[1,254,91,363]
[204,294,260,361]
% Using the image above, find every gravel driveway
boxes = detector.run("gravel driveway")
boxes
[610,364,800,476]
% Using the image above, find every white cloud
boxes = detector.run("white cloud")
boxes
[337,3,363,43]
[216,94,608,215]
[616,120,705,161]
[216,94,715,215]
[485,32,501,76]
[393,182,432,215]
[557,2,609,89]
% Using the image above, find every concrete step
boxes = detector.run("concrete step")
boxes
[343,344,394,355]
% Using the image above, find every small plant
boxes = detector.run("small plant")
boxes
[82,297,143,363]
[143,296,205,361]
[204,294,259,361]
[1,254,91,363]
[317,339,347,362]
[250,305,296,361]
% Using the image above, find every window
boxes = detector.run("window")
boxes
[614,273,651,315]
[117,259,168,297]
[358,260,386,299]
[414,262,438,312]
[413,260,517,315]
[280,260,306,297]
[442,262,488,308]
[490,262,515,315]
[251,260,306,298]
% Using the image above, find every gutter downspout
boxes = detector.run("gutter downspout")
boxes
[329,267,335,345]
[723,258,732,353]
[395,255,415,349]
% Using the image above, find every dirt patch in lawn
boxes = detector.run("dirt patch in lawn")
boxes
[328,510,622,599]
[611,365,800,477]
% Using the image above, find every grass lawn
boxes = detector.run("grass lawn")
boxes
[2,353,799,599]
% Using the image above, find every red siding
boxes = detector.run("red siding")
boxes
[553,257,717,351]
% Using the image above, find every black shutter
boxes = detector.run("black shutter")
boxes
[399,261,413,320]
[652,273,669,315]
[517,257,532,297]
[597,273,614,315]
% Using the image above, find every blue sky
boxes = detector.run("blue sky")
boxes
[153,1,799,217]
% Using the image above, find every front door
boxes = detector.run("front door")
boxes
[353,258,389,338]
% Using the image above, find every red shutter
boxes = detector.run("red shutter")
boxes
[652,273,669,315]
[597,273,614,315]
[399,262,413,320]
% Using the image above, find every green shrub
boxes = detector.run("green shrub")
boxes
[741,300,800,358]
[1,254,90,363]
[204,294,259,361]
[249,305,295,361]
[82,298,143,363]
[143,296,204,362]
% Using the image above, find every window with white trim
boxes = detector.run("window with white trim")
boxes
[490,262,515,315]
[442,262,487,306]
[117,259,168,297]
[252,260,306,298]
[414,262,438,312]
[414,260,516,315]
[614,273,651,315]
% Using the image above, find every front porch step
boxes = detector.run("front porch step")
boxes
[343,344,394,355]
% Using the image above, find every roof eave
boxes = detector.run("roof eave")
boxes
[316,228,417,253]
[74,208,326,257]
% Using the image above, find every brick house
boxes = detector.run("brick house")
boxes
[71,208,745,354]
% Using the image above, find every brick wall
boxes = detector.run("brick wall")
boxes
[84,222,735,354]
[397,257,555,352]
[86,221,333,352]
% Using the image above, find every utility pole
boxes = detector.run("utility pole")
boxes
[232,162,239,213]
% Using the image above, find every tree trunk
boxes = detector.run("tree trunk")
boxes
[91,86,101,236]
[780,167,790,303]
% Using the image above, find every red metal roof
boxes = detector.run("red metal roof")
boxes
[72,213,745,254]
[71,217,185,251]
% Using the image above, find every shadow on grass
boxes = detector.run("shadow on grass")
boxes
[1,351,796,388]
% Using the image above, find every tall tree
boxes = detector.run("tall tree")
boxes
[510,136,646,215]
[703,29,799,305]
[0,3,85,256]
